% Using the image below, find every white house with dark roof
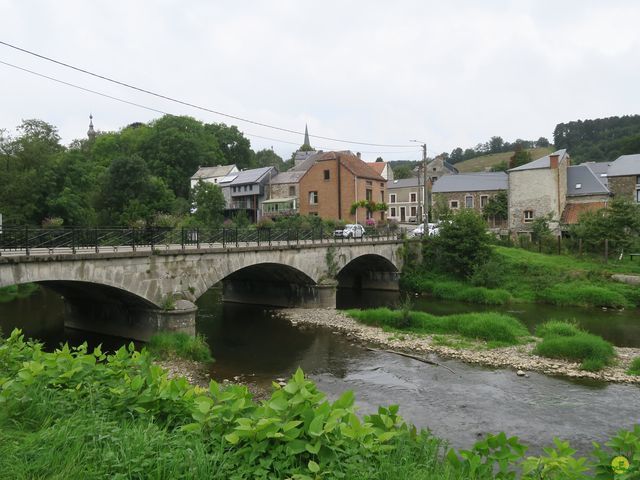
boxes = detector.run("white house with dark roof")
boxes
[190,164,239,190]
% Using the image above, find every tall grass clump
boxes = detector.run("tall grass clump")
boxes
[537,283,631,309]
[147,332,213,362]
[347,308,529,345]
[533,321,615,371]
[627,357,640,376]
[402,274,512,305]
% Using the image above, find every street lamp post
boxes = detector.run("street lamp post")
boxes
[410,140,428,234]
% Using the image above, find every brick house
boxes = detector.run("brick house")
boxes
[298,151,386,223]
[508,149,570,235]
[606,154,640,202]
[386,177,424,223]
[431,172,508,227]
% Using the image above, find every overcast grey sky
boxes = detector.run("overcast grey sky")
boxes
[1,0,639,162]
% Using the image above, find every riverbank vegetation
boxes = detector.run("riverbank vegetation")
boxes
[627,357,640,376]
[533,321,616,371]
[0,283,40,304]
[1,329,638,479]
[347,308,530,346]
[147,332,213,362]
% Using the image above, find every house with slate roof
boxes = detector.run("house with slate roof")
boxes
[190,164,239,190]
[386,177,424,223]
[560,164,611,224]
[431,172,508,227]
[606,154,640,203]
[218,166,278,222]
[414,156,459,183]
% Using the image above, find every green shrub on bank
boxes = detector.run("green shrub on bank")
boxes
[537,283,631,309]
[147,332,213,362]
[0,283,40,303]
[533,322,615,371]
[348,308,529,345]
[0,329,457,480]
[627,357,640,376]
[401,274,512,305]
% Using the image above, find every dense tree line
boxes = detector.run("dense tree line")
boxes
[447,135,550,164]
[553,115,640,164]
[0,116,285,227]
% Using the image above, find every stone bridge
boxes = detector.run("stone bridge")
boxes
[0,240,403,340]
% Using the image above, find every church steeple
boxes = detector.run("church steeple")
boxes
[303,124,311,149]
[87,114,96,141]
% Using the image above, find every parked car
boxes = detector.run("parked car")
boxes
[334,224,366,239]
[409,223,439,238]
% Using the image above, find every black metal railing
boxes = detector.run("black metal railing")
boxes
[0,226,402,256]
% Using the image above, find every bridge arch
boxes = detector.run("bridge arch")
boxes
[336,253,400,291]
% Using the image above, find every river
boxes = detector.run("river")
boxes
[1,286,639,454]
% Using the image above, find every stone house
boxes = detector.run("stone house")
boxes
[298,151,386,223]
[414,156,459,183]
[606,154,640,202]
[262,153,319,218]
[431,172,508,227]
[386,177,424,223]
[190,164,238,190]
[508,149,570,235]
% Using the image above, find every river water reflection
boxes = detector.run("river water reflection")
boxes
[1,286,640,453]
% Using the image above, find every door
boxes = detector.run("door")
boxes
[400,207,406,222]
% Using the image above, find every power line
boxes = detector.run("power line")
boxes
[0,40,418,148]
[0,59,422,157]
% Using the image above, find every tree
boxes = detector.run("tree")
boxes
[254,148,284,169]
[489,136,504,154]
[204,123,253,170]
[509,145,532,169]
[449,147,464,163]
[392,165,414,179]
[424,209,492,278]
[191,180,226,226]
[536,137,550,148]
[482,191,508,224]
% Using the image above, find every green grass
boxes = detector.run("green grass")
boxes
[0,283,40,303]
[627,357,640,376]
[533,321,615,371]
[348,308,530,345]
[147,332,213,362]
[404,246,640,309]
[454,147,555,173]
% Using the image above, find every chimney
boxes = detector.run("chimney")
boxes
[356,152,361,159]
[549,154,559,169]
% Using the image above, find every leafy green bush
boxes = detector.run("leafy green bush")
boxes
[627,357,640,376]
[533,331,615,371]
[147,332,213,362]
[348,309,529,345]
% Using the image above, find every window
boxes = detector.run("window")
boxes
[480,195,488,208]
[432,167,436,172]
[380,191,385,202]
[524,210,534,222]
[244,185,248,192]
[390,193,397,203]
[410,206,417,217]
[465,195,474,208]
[366,180,373,186]
[390,207,397,217]
[232,186,236,192]
[431,176,438,182]
[366,189,373,201]
[636,175,640,185]
[214,178,218,184]
[380,182,384,187]
[289,186,296,197]
[636,189,640,203]
[450,200,459,209]
[410,192,417,202]
[323,169,330,180]
[309,191,318,205]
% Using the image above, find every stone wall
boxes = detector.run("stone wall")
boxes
[609,176,638,202]
[509,169,560,232]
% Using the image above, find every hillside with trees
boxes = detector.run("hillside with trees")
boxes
[553,114,640,164]
[0,116,284,227]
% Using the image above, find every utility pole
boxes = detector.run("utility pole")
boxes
[411,140,429,233]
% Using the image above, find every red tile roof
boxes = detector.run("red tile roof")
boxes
[367,162,387,175]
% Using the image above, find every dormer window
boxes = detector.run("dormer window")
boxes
[575,183,582,189]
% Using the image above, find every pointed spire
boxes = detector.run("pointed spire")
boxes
[303,124,311,148]
[87,114,96,140]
